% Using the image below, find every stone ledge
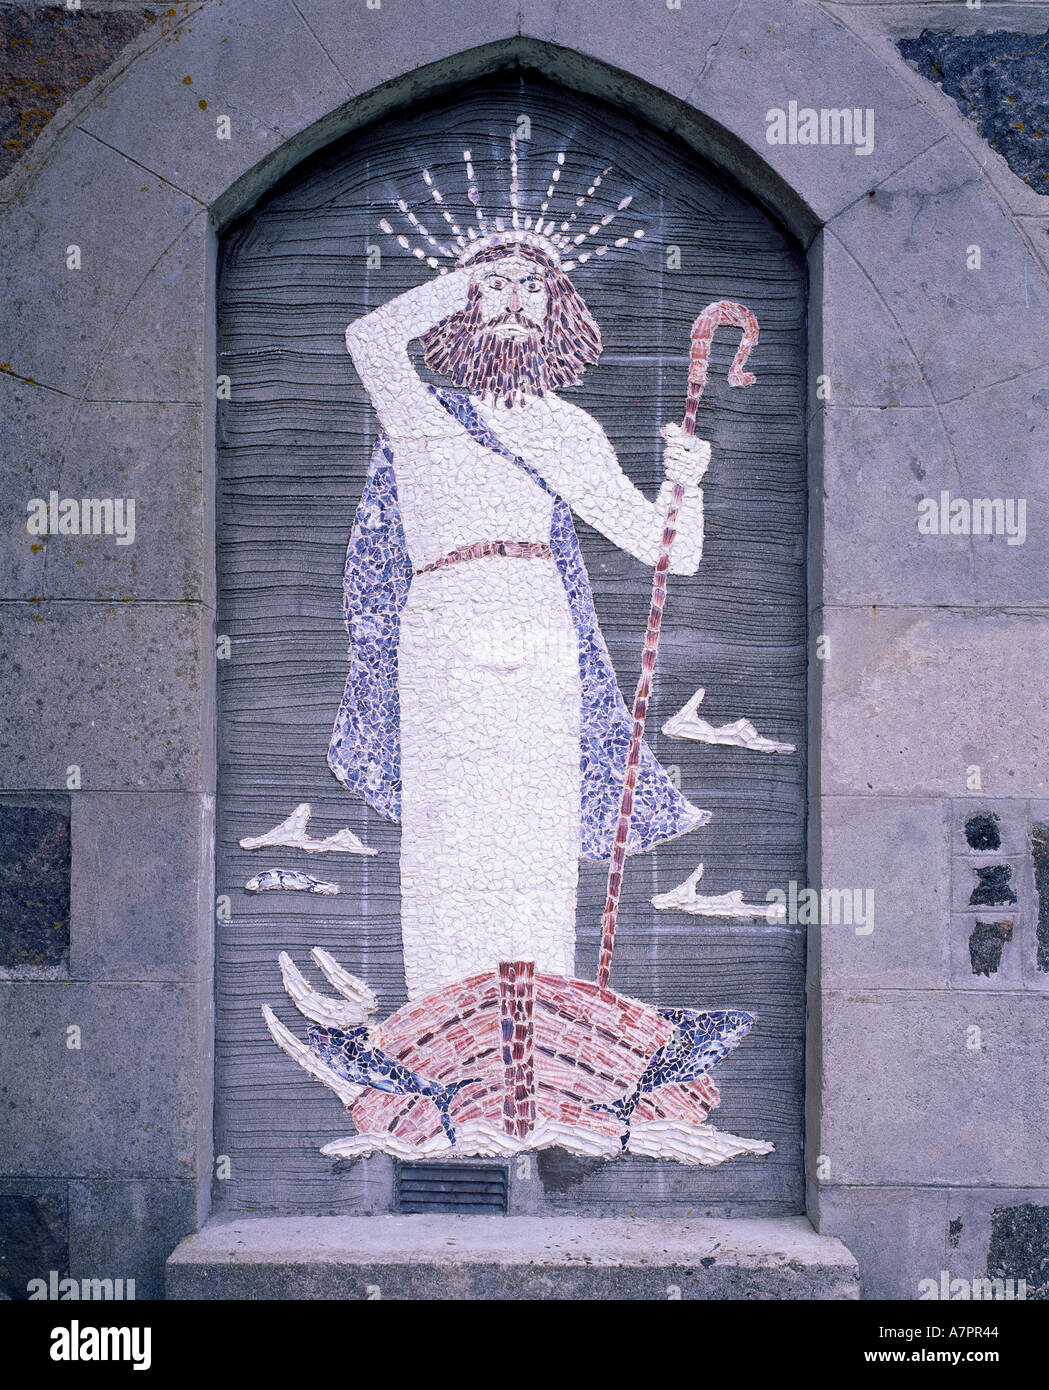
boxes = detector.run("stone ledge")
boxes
[166,1214,858,1300]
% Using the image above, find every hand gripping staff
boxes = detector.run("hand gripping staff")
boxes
[596,300,760,991]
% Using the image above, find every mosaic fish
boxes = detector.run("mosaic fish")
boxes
[244,869,339,895]
[307,1024,479,1145]
[591,1008,754,1147]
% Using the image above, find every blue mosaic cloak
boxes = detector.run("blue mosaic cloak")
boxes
[327,386,710,862]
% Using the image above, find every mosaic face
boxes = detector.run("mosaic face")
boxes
[473,253,548,333]
[419,245,602,406]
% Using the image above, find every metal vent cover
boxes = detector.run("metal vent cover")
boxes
[394,1162,509,1214]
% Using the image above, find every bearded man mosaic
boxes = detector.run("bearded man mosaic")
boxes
[246,132,790,1167]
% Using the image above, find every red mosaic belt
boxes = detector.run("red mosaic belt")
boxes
[415,540,554,576]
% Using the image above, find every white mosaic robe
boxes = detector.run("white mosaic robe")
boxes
[394,426,583,996]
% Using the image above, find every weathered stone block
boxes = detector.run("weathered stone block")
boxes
[828,139,1049,403]
[303,0,528,100]
[0,128,201,398]
[815,405,973,607]
[811,228,930,408]
[1,374,63,600]
[69,1178,200,1301]
[814,368,1049,612]
[70,792,213,982]
[78,1,359,210]
[820,991,1049,1186]
[820,608,1049,798]
[0,982,207,1179]
[516,0,738,116]
[815,1184,950,1300]
[1,374,208,603]
[817,796,949,989]
[0,601,211,792]
[689,0,944,224]
[939,367,1049,608]
[166,1213,859,1300]
[81,212,209,406]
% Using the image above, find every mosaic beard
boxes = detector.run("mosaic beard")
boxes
[420,270,603,407]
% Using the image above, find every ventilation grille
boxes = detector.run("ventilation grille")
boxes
[394,1162,509,1214]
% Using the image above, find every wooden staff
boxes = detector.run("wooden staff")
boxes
[596,300,760,991]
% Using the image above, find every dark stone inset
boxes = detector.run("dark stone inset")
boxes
[968,919,1013,977]
[898,31,1049,196]
[1032,823,1049,972]
[988,1204,1049,1297]
[965,811,1001,852]
[948,1218,963,1250]
[968,864,1017,907]
[0,1192,69,1301]
[0,797,71,968]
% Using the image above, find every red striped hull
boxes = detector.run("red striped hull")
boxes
[349,968,719,1148]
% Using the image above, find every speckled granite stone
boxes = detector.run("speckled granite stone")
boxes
[0,797,70,969]
[0,5,155,180]
[899,29,1049,194]
[0,1190,68,1300]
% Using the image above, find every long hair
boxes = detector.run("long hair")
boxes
[420,244,602,406]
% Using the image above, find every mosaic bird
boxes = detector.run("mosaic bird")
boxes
[591,1008,755,1148]
[307,1023,478,1145]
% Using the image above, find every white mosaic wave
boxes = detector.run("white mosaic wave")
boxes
[320,1119,774,1166]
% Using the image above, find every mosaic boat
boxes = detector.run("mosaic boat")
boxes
[265,957,773,1166]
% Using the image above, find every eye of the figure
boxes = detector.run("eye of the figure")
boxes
[524,277,542,293]
[485,275,507,289]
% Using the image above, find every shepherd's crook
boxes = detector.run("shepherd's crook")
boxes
[596,300,760,991]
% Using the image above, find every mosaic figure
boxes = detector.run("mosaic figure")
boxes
[264,142,777,1168]
[327,148,710,998]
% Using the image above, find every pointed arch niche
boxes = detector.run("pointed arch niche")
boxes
[214,66,808,1216]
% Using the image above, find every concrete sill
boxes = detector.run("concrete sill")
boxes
[166,1213,858,1300]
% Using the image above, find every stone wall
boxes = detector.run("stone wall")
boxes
[1,0,1048,1301]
